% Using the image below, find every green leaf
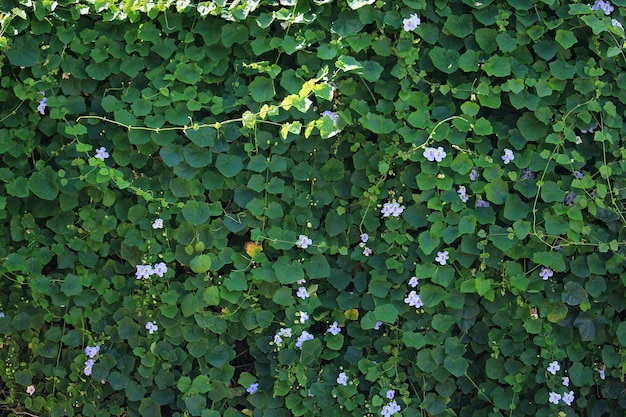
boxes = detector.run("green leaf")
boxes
[444,15,473,38]
[332,11,365,37]
[6,37,40,67]
[118,316,139,339]
[562,281,588,306]
[418,231,440,255]
[444,356,469,377]
[304,255,331,279]
[517,113,548,142]
[61,275,82,297]
[175,63,202,84]
[402,332,426,349]
[320,158,345,181]
[484,55,511,77]
[532,251,565,271]
[484,176,509,205]
[374,304,398,323]
[190,255,212,273]
[249,76,275,103]
[540,182,563,203]
[271,286,294,306]
[182,201,211,225]
[138,398,162,417]
[429,47,460,74]
[215,154,243,177]
[359,113,398,134]
[555,29,577,49]
[28,167,59,201]
[617,322,626,347]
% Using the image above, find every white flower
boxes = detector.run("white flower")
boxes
[562,390,574,406]
[547,361,560,375]
[502,148,514,164]
[152,218,164,229]
[153,262,167,278]
[278,328,292,338]
[26,385,35,395]
[299,311,309,324]
[562,376,570,386]
[435,251,449,265]
[360,233,369,243]
[135,264,153,279]
[94,147,109,161]
[402,13,421,31]
[549,391,562,405]
[408,276,419,288]
[146,321,158,334]
[296,234,312,249]
[296,287,310,300]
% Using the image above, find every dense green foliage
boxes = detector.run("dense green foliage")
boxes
[1,0,626,416]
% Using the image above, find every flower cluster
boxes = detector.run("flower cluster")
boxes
[546,361,575,406]
[404,290,424,309]
[457,185,469,203]
[402,13,421,31]
[591,0,614,15]
[83,345,101,376]
[423,146,446,162]
[135,262,168,279]
[381,201,404,217]
[358,232,372,256]
[296,234,312,249]
[380,400,402,416]
[295,330,314,349]
[37,91,47,115]
[94,147,109,161]
[273,327,293,346]
[146,321,158,334]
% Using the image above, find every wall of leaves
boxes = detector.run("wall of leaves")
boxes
[1,0,626,416]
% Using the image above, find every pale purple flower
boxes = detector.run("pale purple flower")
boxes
[273,334,283,345]
[152,218,164,229]
[408,276,419,288]
[146,321,158,334]
[599,367,606,380]
[374,321,383,330]
[327,321,341,336]
[360,233,369,243]
[572,170,583,179]
[476,199,490,207]
[404,290,424,309]
[296,287,310,300]
[470,167,478,181]
[84,359,94,376]
[298,311,309,324]
[246,382,259,394]
[381,201,404,217]
[94,147,109,161]
[26,385,35,395]
[296,234,312,249]
[296,278,306,285]
[547,361,560,375]
[435,251,449,265]
[562,390,575,406]
[295,331,314,349]
[85,345,100,359]
[337,372,349,386]
[321,110,339,124]
[502,148,514,164]
[278,328,292,338]
[549,391,562,404]
[565,191,576,205]
[612,19,624,30]
[37,92,47,115]
[562,376,570,387]
[540,267,553,281]
[423,146,446,162]
[153,262,167,278]
[386,389,395,400]
[575,135,583,144]
[457,186,469,203]
[403,13,421,31]
[363,246,372,256]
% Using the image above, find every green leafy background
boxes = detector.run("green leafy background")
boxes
[1,0,626,416]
